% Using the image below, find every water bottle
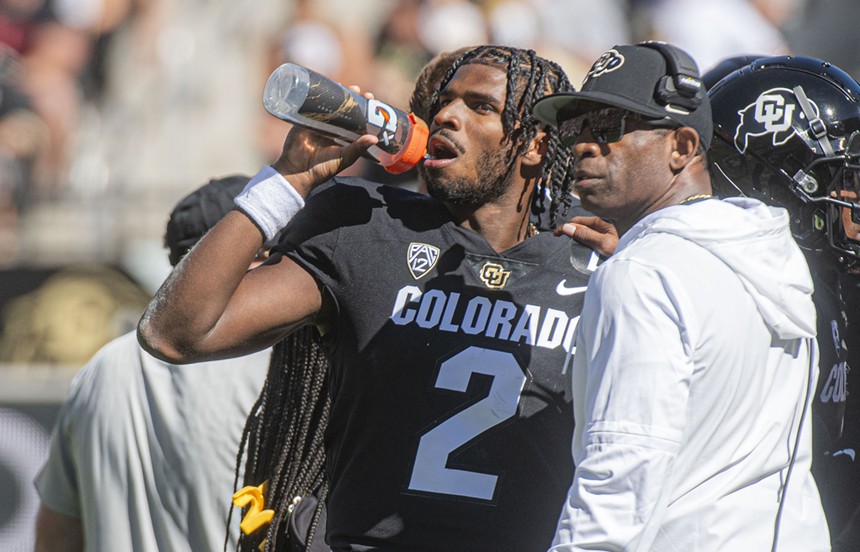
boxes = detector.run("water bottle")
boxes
[263,63,430,174]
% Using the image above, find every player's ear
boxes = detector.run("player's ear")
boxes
[522,130,548,167]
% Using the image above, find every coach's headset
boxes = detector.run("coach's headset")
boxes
[640,40,706,112]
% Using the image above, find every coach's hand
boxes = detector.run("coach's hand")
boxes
[555,216,618,257]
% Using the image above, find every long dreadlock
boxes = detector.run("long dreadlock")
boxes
[431,45,577,226]
[228,45,577,552]
[228,326,331,552]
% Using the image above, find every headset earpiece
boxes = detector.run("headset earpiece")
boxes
[640,41,705,112]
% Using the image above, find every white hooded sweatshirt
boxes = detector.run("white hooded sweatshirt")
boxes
[551,197,831,552]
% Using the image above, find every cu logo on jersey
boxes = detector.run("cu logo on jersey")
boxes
[584,50,624,83]
[479,262,511,289]
[732,87,818,154]
[407,242,440,280]
[368,99,398,147]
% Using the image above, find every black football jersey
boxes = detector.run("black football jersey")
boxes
[276,177,595,552]
[809,265,853,537]
[811,268,849,451]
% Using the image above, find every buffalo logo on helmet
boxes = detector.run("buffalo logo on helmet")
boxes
[584,50,624,83]
[407,242,439,280]
[732,87,820,154]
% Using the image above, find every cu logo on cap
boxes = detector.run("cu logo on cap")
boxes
[586,50,624,81]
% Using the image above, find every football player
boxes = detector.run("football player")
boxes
[139,45,596,552]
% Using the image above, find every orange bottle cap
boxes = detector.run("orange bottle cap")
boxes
[384,113,429,174]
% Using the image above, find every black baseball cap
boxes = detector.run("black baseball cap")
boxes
[533,42,712,149]
[164,174,249,267]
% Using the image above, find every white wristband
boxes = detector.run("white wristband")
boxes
[234,165,305,241]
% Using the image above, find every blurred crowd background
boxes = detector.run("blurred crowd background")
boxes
[0,0,858,547]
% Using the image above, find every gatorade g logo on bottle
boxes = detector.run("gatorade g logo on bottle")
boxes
[368,99,398,147]
[262,62,428,174]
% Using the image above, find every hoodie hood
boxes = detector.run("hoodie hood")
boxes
[622,197,816,340]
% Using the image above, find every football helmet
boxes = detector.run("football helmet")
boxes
[708,55,860,268]
[702,54,763,91]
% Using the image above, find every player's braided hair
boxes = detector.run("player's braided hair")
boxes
[431,45,577,226]
[228,326,331,552]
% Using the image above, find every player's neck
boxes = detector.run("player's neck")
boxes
[447,185,535,253]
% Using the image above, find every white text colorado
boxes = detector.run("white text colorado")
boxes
[389,285,579,352]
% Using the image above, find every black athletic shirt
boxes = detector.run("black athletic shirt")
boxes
[275,177,596,552]
[808,263,853,539]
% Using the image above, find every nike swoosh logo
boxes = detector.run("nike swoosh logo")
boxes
[833,448,856,461]
[556,280,588,296]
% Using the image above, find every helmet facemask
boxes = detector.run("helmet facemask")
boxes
[824,131,860,267]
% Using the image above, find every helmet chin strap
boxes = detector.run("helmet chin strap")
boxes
[793,85,836,158]
[790,85,838,196]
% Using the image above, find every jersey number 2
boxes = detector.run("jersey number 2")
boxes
[407,346,527,500]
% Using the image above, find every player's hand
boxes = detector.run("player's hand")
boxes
[272,85,378,197]
[272,127,377,197]
[554,216,618,257]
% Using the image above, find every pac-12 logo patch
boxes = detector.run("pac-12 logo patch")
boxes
[407,242,439,280]
[584,49,624,84]
[733,87,818,154]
